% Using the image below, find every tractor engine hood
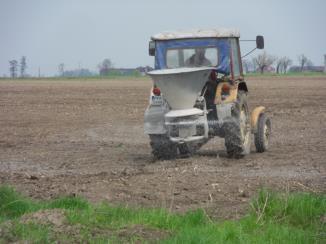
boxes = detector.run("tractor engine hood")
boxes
[147,67,213,110]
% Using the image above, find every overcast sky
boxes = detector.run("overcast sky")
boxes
[1,0,325,76]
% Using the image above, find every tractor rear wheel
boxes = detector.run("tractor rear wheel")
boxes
[224,91,251,158]
[178,142,202,158]
[178,144,191,157]
[149,135,177,160]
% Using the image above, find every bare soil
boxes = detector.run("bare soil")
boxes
[0,76,325,219]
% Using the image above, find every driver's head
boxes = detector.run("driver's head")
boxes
[195,48,206,58]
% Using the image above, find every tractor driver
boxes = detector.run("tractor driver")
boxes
[185,48,212,67]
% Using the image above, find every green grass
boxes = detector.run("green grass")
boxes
[0,185,325,243]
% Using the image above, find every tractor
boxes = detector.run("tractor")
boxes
[144,28,271,159]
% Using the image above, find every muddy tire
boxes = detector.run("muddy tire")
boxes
[178,143,201,158]
[254,113,271,152]
[224,91,251,158]
[178,144,191,157]
[149,135,177,160]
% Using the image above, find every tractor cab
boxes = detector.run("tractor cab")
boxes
[149,29,263,80]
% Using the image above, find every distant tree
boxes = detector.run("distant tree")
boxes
[276,58,282,74]
[251,57,257,72]
[242,59,257,73]
[20,56,27,77]
[297,54,311,72]
[306,59,313,67]
[58,63,65,77]
[276,56,292,74]
[242,59,250,73]
[136,66,154,74]
[9,60,18,78]
[98,58,113,76]
[281,57,292,74]
[253,52,276,74]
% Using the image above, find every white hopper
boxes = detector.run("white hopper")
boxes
[147,67,213,110]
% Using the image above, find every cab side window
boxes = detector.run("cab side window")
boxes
[230,39,241,77]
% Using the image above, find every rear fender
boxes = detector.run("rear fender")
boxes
[251,106,265,133]
[214,82,238,104]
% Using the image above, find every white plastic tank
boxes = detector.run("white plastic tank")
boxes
[147,67,212,110]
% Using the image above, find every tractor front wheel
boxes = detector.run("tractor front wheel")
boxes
[254,113,271,152]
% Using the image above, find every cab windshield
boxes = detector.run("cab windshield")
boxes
[166,47,218,68]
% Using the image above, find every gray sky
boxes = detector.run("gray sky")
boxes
[1,0,325,76]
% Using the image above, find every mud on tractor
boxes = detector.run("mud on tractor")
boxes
[144,29,271,159]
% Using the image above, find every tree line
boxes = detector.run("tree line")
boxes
[243,52,314,74]
[58,58,113,77]
[7,54,319,78]
[8,58,116,78]
[8,56,27,78]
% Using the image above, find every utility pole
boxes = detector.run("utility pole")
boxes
[38,67,41,78]
[324,55,326,73]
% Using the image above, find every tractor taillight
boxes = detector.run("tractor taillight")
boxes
[222,84,230,93]
[153,87,161,96]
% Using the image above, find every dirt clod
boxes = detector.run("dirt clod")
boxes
[238,189,249,198]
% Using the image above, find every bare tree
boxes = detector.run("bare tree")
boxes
[276,58,282,74]
[282,57,292,74]
[242,59,250,73]
[297,54,311,72]
[9,60,18,78]
[251,57,257,72]
[276,56,292,74]
[253,51,275,74]
[58,63,65,77]
[20,56,27,77]
[98,58,113,76]
[306,59,313,67]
